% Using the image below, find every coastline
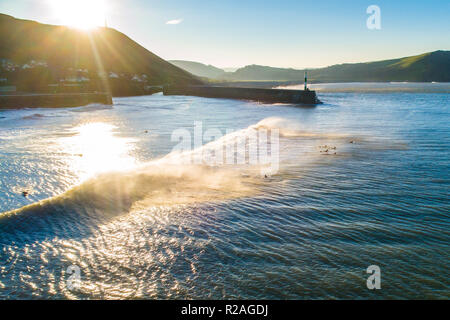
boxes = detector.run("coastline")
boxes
[213,80,450,90]
[1,82,449,110]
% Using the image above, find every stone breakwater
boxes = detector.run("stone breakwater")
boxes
[163,85,321,105]
[0,93,113,109]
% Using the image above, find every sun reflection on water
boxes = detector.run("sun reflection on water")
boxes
[62,122,137,181]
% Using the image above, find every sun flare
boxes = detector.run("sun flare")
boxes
[62,122,137,181]
[49,0,106,30]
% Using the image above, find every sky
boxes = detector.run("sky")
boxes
[0,0,449,69]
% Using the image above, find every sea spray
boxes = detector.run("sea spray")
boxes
[1,117,355,223]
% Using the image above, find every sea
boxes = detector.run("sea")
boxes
[0,82,449,299]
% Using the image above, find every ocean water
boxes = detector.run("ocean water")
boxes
[0,83,449,299]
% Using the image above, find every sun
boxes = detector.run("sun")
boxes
[50,0,106,30]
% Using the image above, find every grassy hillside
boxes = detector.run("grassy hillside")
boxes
[309,51,450,82]
[174,51,450,83]
[169,60,226,79]
[0,14,202,94]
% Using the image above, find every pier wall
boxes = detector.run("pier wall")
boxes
[0,93,113,109]
[163,85,320,104]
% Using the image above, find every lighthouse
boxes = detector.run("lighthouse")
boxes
[304,71,308,91]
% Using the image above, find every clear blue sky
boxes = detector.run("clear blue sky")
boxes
[0,0,449,68]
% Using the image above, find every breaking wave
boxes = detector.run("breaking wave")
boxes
[0,117,384,230]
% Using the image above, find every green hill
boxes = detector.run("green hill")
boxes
[169,60,226,79]
[308,51,450,82]
[0,14,202,94]
[174,51,450,83]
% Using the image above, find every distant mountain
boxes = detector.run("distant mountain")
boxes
[169,60,226,79]
[223,67,239,73]
[173,51,450,83]
[0,14,202,94]
[224,65,304,81]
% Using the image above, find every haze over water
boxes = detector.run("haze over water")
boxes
[0,83,449,299]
